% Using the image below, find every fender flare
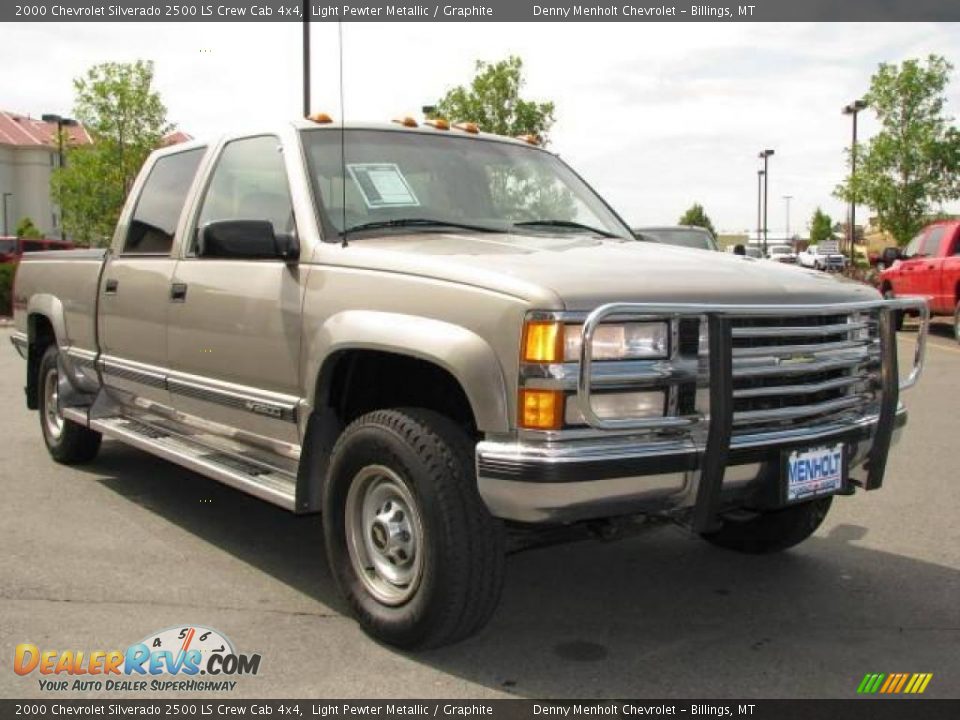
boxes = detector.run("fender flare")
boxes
[303,310,511,433]
[26,294,69,348]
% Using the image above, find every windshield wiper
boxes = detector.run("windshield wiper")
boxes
[513,219,620,238]
[343,218,506,234]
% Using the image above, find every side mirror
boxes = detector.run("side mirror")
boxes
[881,246,901,266]
[198,220,299,262]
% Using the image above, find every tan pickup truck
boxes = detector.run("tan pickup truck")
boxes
[10,118,929,648]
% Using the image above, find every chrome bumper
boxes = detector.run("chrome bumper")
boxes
[480,298,927,525]
[10,331,28,359]
[477,406,907,523]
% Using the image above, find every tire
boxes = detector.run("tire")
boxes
[38,345,101,464]
[323,408,505,649]
[700,497,833,554]
[882,288,905,331]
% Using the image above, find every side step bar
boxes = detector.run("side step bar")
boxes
[64,409,297,511]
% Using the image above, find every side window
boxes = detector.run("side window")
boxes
[903,231,926,258]
[193,135,294,252]
[123,148,204,256]
[920,227,945,257]
[21,240,46,253]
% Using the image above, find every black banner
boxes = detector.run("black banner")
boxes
[4,0,960,23]
[2,700,960,719]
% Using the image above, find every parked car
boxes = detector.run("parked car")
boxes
[634,225,719,252]
[798,242,845,271]
[767,244,797,264]
[0,236,78,264]
[10,119,929,649]
[879,219,960,340]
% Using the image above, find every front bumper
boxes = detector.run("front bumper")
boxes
[477,406,907,523]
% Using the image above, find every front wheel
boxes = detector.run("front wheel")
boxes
[38,345,101,464]
[700,497,833,554]
[323,408,505,649]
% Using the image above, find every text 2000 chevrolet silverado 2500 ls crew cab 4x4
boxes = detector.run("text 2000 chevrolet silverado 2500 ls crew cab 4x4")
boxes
[11,119,930,648]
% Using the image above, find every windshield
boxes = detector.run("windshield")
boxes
[0,239,16,254]
[302,129,632,239]
[770,246,791,255]
[636,227,717,251]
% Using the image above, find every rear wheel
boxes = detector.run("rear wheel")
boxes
[323,408,505,649]
[700,497,833,554]
[38,345,101,464]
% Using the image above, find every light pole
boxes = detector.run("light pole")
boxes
[783,194,793,249]
[756,170,764,250]
[843,99,867,266]
[302,0,310,117]
[2,193,12,236]
[41,113,78,241]
[758,149,774,256]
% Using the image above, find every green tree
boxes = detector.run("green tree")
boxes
[433,56,556,142]
[51,60,171,245]
[809,207,834,244]
[835,55,960,246]
[678,203,716,236]
[15,217,43,238]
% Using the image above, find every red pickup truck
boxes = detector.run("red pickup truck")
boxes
[880,220,960,342]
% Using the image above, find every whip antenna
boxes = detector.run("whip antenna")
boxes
[339,20,348,247]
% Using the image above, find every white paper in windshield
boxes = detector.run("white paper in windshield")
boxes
[347,163,420,208]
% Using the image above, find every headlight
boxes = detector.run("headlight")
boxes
[564,322,669,361]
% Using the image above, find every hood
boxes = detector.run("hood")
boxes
[327,232,879,311]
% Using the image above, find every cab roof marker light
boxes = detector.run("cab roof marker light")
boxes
[515,134,540,146]
[392,116,418,128]
[453,121,480,134]
[425,118,450,130]
[307,112,333,124]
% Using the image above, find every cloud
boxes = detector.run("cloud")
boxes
[3,21,958,233]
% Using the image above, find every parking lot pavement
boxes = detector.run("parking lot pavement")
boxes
[1,324,958,700]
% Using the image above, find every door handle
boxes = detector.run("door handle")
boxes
[104,278,119,294]
[170,283,188,302]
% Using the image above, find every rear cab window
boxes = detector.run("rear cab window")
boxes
[122,148,205,256]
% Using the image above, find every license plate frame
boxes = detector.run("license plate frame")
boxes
[783,442,847,504]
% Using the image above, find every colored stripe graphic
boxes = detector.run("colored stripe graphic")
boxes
[857,673,933,694]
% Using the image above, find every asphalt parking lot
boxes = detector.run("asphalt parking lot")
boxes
[1,323,958,700]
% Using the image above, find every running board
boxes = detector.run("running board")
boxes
[66,410,297,511]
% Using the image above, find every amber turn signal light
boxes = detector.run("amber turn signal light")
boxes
[519,389,564,430]
[522,321,563,363]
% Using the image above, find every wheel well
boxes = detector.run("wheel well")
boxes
[316,350,478,438]
[26,314,56,410]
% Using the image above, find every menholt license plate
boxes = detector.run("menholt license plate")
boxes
[784,443,845,502]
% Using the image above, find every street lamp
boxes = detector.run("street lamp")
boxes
[2,192,12,236]
[842,99,867,267]
[758,149,775,256]
[41,113,78,241]
[783,195,793,248]
[756,170,764,250]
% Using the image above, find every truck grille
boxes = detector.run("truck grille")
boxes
[728,312,879,434]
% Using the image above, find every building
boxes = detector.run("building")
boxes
[0,110,91,238]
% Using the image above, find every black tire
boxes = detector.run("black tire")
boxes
[38,345,101,464]
[883,287,905,331]
[700,497,833,554]
[323,408,505,649]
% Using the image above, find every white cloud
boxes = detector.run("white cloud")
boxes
[3,20,959,233]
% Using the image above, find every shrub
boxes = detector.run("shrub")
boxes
[0,263,16,317]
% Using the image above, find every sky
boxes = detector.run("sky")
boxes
[4,21,960,236]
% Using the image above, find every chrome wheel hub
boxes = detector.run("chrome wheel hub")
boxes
[345,465,424,606]
[43,366,64,441]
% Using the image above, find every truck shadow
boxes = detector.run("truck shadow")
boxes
[85,442,960,698]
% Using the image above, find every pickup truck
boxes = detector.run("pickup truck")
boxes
[10,119,929,649]
[798,242,846,271]
[879,219,960,342]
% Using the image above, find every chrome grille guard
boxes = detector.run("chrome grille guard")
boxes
[574,298,929,531]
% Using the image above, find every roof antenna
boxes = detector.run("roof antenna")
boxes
[339,20,348,248]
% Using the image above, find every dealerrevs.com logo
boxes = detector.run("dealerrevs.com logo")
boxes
[14,625,262,693]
